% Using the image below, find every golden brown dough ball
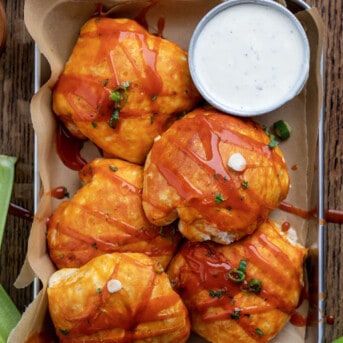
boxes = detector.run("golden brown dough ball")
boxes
[47,252,190,342]
[47,158,181,269]
[52,17,201,164]
[142,107,290,244]
[167,219,307,343]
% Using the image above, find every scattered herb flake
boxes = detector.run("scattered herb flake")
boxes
[268,134,280,149]
[238,260,247,273]
[241,181,249,189]
[59,329,69,336]
[255,328,264,337]
[91,122,97,128]
[214,193,224,203]
[231,310,241,319]
[103,78,109,86]
[108,82,131,128]
[109,109,120,128]
[151,94,157,101]
[209,289,226,298]
[109,165,118,172]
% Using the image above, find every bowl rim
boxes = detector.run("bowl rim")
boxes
[188,0,311,116]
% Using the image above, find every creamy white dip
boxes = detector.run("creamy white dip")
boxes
[190,1,309,115]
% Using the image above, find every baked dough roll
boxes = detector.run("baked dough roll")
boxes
[167,219,307,343]
[47,158,181,269]
[48,252,190,342]
[142,106,290,244]
[52,17,201,164]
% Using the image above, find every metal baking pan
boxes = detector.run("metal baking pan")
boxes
[31,0,325,341]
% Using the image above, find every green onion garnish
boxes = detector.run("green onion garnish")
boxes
[227,269,245,283]
[247,278,262,293]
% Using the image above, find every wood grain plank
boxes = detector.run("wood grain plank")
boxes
[0,0,34,312]
[308,0,343,341]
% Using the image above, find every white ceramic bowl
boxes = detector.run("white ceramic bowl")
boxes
[188,0,310,116]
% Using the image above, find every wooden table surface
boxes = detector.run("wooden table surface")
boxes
[0,0,341,342]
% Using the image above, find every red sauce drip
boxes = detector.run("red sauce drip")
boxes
[50,186,68,199]
[91,3,104,17]
[280,202,343,225]
[151,110,286,225]
[135,0,160,30]
[290,311,307,326]
[291,164,298,171]
[156,16,165,37]
[325,209,343,224]
[326,315,335,325]
[281,221,291,232]
[279,201,311,219]
[56,121,88,171]
[8,203,34,222]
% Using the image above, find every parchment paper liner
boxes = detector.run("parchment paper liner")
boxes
[9,0,324,341]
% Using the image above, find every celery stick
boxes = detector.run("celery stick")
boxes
[0,155,17,247]
[0,155,21,342]
[0,284,21,343]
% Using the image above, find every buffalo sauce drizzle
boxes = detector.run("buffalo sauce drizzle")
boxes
[178,231,300,342]
[67,256,181,340]
[54,17,163,125]
[150,110,287,223]
[279,201,343,225]
[53,166,176,261]
[56,121,88,171]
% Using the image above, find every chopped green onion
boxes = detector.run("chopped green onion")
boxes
[247,278,262,293]
[273,120,291,140]
[268,134,279,149]
[109,165,118,172]
[238,260,247,273]
[209,289,226,298]
[214,193,224,203]
[109,90,123,103]
[108,82,131,128]
[241,181,249,189]
[109,109,120,128]
[59,328,69,335]
[231,310,241,319]
[228,269,245,283]
[255,328,264,337]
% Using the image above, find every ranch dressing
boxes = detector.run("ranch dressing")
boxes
[190,1,309,115]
